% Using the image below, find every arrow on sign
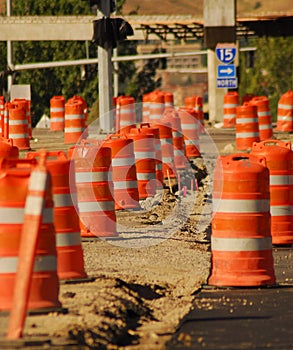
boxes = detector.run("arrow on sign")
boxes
[219,67,233,75]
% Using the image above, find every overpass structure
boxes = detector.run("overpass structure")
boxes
[0,13,292,42]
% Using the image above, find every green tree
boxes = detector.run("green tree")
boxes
[239,37,293,121]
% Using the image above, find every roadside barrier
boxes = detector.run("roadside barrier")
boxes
[152,121,177,179]
[7,102,30,150]
[103,134,140,210]
[223,91,239,128]
[162,107,186,170]
[68,140,118,238]
[163,92,174,107]
[64,99,85,144]
[0,138,19,158]
[235,103,260,150]
[26,151,87,280]
[50,95,65,131]
[3,102,12,139]
[142,93,151,123]
[148,91,165,123]
[249,96,273,140]
[127,128,156,199]
[116,95,136,133]
[178,107,201,159]
[275,90,293,132]
[251,139,293,245]
[0,158,61,311]
[68,95,88,138]
[136,123,164,189]
[209,153,276,287]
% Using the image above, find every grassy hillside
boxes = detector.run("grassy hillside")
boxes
[123,0,293,16]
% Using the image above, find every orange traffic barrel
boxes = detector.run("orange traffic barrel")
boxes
[153,121,177,179]
[251,139,293,245]
[223,91,239,128]
[0,158,62,311]
[103,134,140,210]
[276,90,293,132]
[0,137,19,158]
[50,95,65,131]
[12,98,32,139]
[3,102,12,139]
[26,151,87,280]
[115,95,136,134]
[236,103,260,150]
[163,92,174,107]
[184,95,204,130]
[142,93,151,124]
[162,107,186,170]
[0,96,5,136]
[209,153,276,287]
[178,107,200,159]
[249,96,273,140]
[64,99,85,144]
[137,123,164,189]
[7,102,30,150]
[148,91,165,123]
[127,128,156,199]
[69,140,118,238]
[68,95,88,138]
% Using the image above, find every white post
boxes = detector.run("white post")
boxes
[97,0,113,133]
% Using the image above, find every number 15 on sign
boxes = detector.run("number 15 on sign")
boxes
[216,44,237,64]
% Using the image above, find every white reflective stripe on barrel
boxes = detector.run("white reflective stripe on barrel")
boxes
[29,171,48,191]
[174,149,184,156]
[211,237,272,251]
[0,207,53,223]
[75,171,111,183]
[8,120,28,125]
[9,133,29,139]
[277,116,293,121]
[120,120,134,126]
[50,107,64,112]
[259,124,272,130]
[64,127,84,133]
[50,117,64,122]
[236,132,259,138]
[148,114,161,120]
[224,114,236,118]
[120,107,135,114]
[134,151,155,159]
[113,180,137,190]
[56,232,81,247]
[181,124,198,130]
[136,172,156,181]
[53,193,75,207]
[162,157,173,163]
[78,200,114,212]
[224,103,238,108]
[236,117,258,124]
[185,139,199,146]
[270,205,293,216]
[112,157,135,167]
[0,255,57,273]
[270,174,293,185]
[213,198,270,213]
[160,138,173,145]
[278,104,293,109]
[258,111,270,117]
[65,114,84,120]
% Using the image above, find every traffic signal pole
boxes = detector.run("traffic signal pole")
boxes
[97,0,113,133]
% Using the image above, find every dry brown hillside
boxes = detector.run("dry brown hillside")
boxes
[123,0,293,16]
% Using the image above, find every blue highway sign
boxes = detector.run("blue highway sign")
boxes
[217,64,236,78]
[216,45,237,64]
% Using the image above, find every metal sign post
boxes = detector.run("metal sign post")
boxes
[97,0,113,133]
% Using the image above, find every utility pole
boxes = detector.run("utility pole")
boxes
[97,0,113,133]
